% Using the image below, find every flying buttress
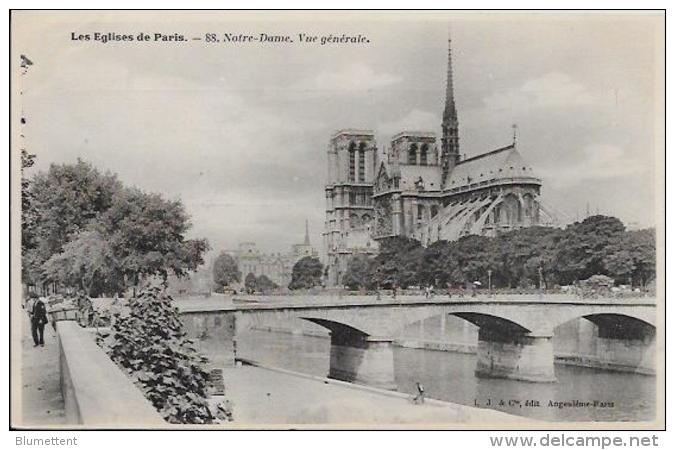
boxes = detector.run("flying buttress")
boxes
[440,196,493,241]
[469,193,504,235]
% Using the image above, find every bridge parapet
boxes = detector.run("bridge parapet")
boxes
[185,298,656,338]
[222,293,656,309]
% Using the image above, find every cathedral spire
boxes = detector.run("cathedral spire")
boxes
[443,36,457,124]
[304,219,310,246]
[441,33,460,186]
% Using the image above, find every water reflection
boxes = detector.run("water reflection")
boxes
[236,330,655,422]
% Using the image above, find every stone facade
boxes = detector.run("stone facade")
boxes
[323,130,379,286]
[322,38,547,286]
[229,222,318,287]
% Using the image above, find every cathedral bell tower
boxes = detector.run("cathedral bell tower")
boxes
[441,37,460,186]
[322,130,377,286]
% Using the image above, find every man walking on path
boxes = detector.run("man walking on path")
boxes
[412,382,425,404]
[27,294,48,347]
[18,302,65,426]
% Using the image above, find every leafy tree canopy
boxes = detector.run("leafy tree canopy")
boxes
[41,230,120,297]
[555,215,627,285]
[368,236,423,289]
[342,254,374,290]
[23,159,208,295]
[96,187,209,287]
[212,252,241,289]
[244,272,257,292]
[255,274,278,292]
[22,159,121,286]
[356,216,655,291]
[289,256,323,290]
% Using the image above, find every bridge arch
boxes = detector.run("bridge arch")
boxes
[548,309,657,334]
[553,313,656,376]
[555,313,656,341]
[443,310,557,382]
[450,312,531,342]
[301,317,370,347]
[374,305,542,339]
[450,312,530,332]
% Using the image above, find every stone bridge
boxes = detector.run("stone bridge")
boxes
[178,295,657,389]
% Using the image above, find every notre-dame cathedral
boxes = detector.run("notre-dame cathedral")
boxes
[322,39,550,286]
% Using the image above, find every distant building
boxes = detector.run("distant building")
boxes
[229,221,319,287]
[322,38,554,286]
[625,221,642,231]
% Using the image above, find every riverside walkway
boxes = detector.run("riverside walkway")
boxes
[17,313,65,427]
[217,360,526,427]
[16,306,526,428]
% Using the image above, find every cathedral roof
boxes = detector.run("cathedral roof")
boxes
[377,160,393,178]
[444,144,541,190]
[330,129,375,141]
[398,164,443,192]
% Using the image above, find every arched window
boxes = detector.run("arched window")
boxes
[408,143,418,165]
[417,204,425,221]
[431,205,439,218]
[502,194,520,225]
[348,142,356,181]
[420,143,429,166]
[522,193,534,219]
[493,205,501,224]
[358,142,366,182]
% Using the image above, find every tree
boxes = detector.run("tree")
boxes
[342,255,374,290]
[22,159,122,288]
[368,236,423,288]
[449,235,498,287]
[21,150,37,254]
[244,272,257,293]
[212,252,241,290]
[289,256,323,290]
[494,227,561,288]
[255,274,278,292]
[627,229,657,287]
[23,159,209,295]
[41,230,121,297]
[604,228,656,287]
[603,248,635,284]
[96,187,209,288]
[332,214,655,293]
[417,240,457,287]
[104,286,216,423]
[523,227,564,289]
[555,215,626,284]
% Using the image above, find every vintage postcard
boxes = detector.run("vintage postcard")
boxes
[9,10,665,430]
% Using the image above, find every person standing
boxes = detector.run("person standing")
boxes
[413,382,425,404]
[29,296,48,347]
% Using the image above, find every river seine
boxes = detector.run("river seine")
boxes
[236,329,655,422]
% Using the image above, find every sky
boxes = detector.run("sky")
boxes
[13,11,664,255]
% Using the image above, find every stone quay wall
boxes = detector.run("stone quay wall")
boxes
[56,321,164,427]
